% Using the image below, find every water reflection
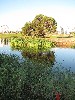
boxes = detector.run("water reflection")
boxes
[0,38,22,58]
[21,50,55,64]
[0,38,10,47]
[52,48,75,72]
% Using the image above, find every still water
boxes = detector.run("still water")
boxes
[0,38,22,58]
[0,38,75,72]
[52,48,75,72]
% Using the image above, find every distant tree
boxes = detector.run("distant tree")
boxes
[22,14,57,37]
[22,22,33,36]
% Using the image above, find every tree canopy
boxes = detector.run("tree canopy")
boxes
[22,14,57,37]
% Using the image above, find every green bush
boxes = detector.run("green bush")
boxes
[10,37,55,53]
[0,54,22,99]
[0,53,75,100]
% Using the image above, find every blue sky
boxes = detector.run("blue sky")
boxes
[0,0,75,31]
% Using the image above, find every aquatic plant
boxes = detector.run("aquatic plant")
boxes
[10,37,55,53]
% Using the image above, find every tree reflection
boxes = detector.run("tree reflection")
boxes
[21,50,55,64]
[0,38,9,46]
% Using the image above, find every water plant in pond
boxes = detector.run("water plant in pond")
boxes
[0,53,75,100]
[10,37,55,53]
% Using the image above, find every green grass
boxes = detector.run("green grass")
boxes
[0,33,74,39]
[0,33,22,38]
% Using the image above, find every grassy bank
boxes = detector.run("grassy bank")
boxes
[0,53,75,100]
[0,33,75,48]
[0,33,73,38]
[0,33,22,38]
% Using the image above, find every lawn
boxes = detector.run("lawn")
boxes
[0,33,22,38]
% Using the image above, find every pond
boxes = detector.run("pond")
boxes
[0,38,75,72]
[52,48,75,72]
[0,38,22,58]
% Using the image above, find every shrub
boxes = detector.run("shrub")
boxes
[10,37,55,53]
[0,53,75,100]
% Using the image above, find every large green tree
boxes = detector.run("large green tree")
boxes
[22,14,57,37]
